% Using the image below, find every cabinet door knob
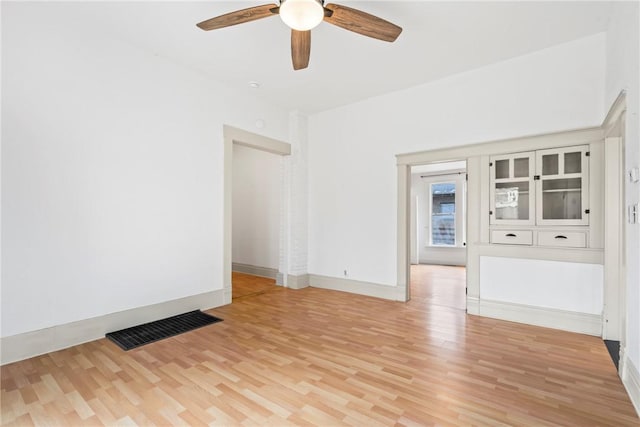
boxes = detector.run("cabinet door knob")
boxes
[505,233,517,237]
[555,235,568,239]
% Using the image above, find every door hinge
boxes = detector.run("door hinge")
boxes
[534,175,540,180]
[586,151,590,157]
[465,287,468,295]
[465,173,468,181]
[489,210,493,215]
[585,209,590,214]
[489,162,493,167]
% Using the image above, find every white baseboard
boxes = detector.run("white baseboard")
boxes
[232,262,278,279]
[309,274,399,301]
[475,298,602,336]
[419,260,467,267]
[621,354,640,417]
[418,249,466,267]
[287,274,310,289]
[466,296,480,315]
[0,289,226,365]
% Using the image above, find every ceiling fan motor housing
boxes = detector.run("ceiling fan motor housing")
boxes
[279,0,325,31]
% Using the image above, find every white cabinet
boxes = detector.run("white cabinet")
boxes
[536,146,589,226]
[489,145,591,247]
[489,152,535,225]
[537,231,586,248]
[490,230,533,245]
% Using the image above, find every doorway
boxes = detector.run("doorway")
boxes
[231,143,282,299]
[409,160,467,310]
[222,125,291,305]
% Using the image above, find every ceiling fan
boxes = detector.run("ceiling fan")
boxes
[196,0,402,70]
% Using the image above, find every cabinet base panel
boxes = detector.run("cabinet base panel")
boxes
[467,297,602,336]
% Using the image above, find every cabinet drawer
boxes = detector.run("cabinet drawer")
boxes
[491,230,533,245]
[537,231,586,248]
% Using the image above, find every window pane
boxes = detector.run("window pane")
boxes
[495,181,529,220]
[514,157,529,178]
[564,152,581,174]
[542,178,582,220]
[495,159,509,179]
[542,154,559,175]
[432,215,455,245]
[431,183,456,246]
[432,183,455,213]
[542,178,581,191]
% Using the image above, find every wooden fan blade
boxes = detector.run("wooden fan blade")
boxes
[324,3,402,42]
[291,30,311,70]
[197,4,278,31]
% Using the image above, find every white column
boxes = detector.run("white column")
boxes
[279,111,309,286]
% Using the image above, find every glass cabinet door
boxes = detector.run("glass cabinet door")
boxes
[490,151,535,225]
[536,146,589,225]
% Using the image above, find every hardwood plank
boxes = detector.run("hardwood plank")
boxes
[232,271,277,299]
[1,272,637,426]
[410,264,466,310]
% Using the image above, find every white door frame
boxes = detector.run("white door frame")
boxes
[397,158,468,302]
[601,92,627,370]
[409,165,468,304]
[223,125,291,304]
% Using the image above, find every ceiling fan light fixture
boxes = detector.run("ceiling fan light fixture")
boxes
[196,2,403,71]
[279,0,324,31]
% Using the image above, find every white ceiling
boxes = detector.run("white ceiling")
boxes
[49,1,611,113]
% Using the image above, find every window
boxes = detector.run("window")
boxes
[431,182,456,246]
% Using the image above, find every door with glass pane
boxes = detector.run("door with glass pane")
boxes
[535,145,589,226]
[490,151,535,225]
[430,182,456,246]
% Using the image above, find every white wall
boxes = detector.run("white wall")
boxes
[308,33,606,286]
[605,0,640,399]
[1,3,290,338]
[480,257,603,314]
[232,144,282,270]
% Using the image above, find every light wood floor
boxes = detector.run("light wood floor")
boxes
[2,274,638,426]
[410,264,466,310]
[232,272,276,300]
